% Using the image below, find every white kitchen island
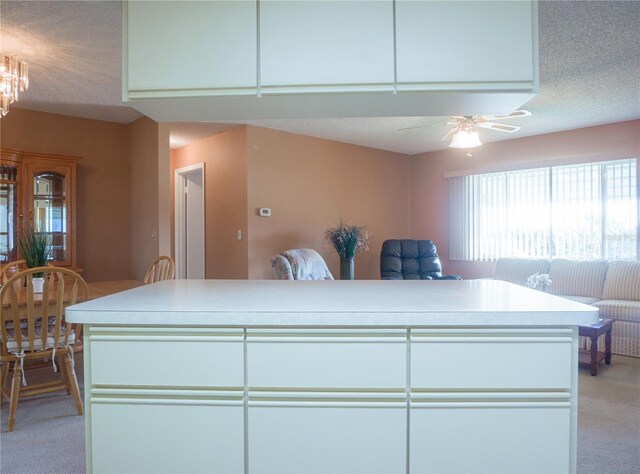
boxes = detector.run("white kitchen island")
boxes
[66,279,598,474]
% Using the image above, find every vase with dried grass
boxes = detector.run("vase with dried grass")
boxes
[324,220,370,280]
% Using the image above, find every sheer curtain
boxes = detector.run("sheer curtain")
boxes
[449,158,638,261]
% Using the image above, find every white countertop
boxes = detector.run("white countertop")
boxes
[65,279,599,327]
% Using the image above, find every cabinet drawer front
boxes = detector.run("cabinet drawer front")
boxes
[412,334,572,389]
[91,401,244,473]
[249,404,405,473]
[410,405,571,473]
[247,331,406,389]
[90,330,243,388]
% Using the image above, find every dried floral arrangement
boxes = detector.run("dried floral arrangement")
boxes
[324,220,370,261]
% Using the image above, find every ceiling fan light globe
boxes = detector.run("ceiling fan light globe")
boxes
[449,130,482,148]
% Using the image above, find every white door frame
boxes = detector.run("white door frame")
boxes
[174,163,205,279]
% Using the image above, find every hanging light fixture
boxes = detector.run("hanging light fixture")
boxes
[0,53,29,117]
[449,125,482,149]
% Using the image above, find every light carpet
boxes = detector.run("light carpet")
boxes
[1,356,639,473]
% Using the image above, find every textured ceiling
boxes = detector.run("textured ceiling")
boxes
[1,1,639,154]
[0,0,142,123]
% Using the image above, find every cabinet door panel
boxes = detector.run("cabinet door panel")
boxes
[249,404,405,473]
[127,1,257,92]
[91,401,244,473]
[260,0,394,90]
[397,0,535,85]
[411,405,571,473]
[23,161,75,266]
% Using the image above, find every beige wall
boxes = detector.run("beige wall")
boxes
[246,126,412,280]
[128,116,164,281]
[411,119,640,279]
[0,108,131,282]
[170,127,248,279]
[157,122,171,257]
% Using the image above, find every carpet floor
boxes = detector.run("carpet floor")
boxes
[1,356,639,473]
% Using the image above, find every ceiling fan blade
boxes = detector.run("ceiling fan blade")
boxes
[397,124,430,131]
[479,109,532,121]
[441,128,458,141]
[478,122,521,133]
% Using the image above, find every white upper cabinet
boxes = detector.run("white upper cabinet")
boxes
[124,0,538,120]
[396,0,537,89]
[126,1,257,96]
[259,0,394,92]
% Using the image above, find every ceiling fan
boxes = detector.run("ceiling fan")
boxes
[399,109,532,149]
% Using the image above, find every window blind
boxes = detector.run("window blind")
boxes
[449,158,638,261]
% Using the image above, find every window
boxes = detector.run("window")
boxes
[449,159,638,260]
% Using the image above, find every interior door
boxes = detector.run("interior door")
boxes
[175,164,205,279]
[184,171,204,279]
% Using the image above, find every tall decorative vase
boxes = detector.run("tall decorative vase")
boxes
[340,257,355,280]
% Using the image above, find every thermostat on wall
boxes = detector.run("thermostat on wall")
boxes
[259,208,272,217]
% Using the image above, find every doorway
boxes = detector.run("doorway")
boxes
[175,163,205,279]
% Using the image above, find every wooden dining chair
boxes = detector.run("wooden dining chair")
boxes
[0,266,88,432]
[0,260,27,287]
[143,255,175,284]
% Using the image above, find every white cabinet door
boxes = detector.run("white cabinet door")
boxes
[126,1,257,95]
[249,403,406,473]
[396,0,536,88]
[410,404,571,473]
[91,401,244,473]
[259,0,394,92]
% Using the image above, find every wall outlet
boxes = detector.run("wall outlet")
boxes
[237,230,242,240]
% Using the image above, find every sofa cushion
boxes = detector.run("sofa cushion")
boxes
[493,258,550,287]
[602,260,640,301]
[594,300,640,324]
[559,295,601,305]
[548,259,608,299]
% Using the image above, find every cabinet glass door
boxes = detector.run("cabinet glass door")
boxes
[0,164,19,263]
[33,171,67,262]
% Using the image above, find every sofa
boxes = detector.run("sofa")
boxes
[494,258,640,358]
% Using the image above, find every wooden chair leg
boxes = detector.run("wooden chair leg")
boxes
[64,353,84,416]
[8,361,22,432]
[0,362,9,403]
[58,354,71,395]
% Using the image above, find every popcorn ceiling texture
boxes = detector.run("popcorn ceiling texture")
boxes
[1,1,638,154]
[0,0,142,124]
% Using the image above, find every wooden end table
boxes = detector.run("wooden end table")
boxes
[578,318,613,376]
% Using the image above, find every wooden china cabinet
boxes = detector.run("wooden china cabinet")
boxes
[0,148,79,268]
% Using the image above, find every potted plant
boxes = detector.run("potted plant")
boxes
[18,224,51,293]
[324,220,370,280]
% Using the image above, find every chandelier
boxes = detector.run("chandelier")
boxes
[0,53,29,117]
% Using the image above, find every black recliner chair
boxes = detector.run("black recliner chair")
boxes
[380,239,461,280]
